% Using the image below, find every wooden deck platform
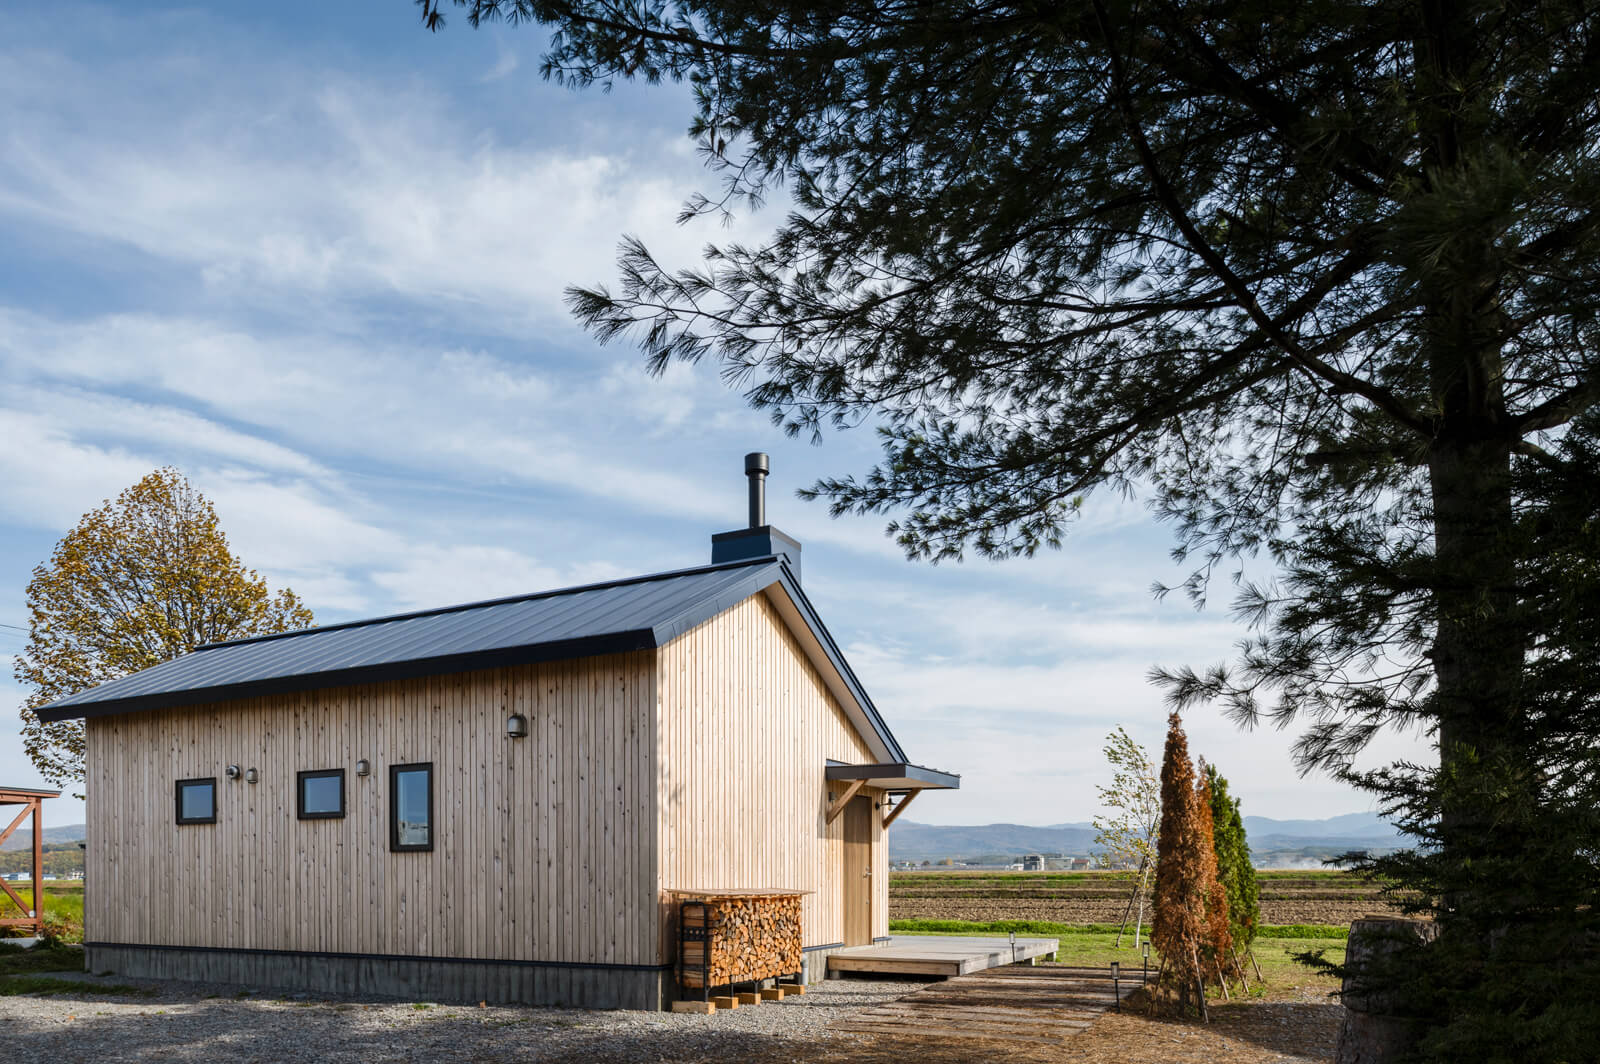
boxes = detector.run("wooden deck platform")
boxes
[835,963,1146,1045]
[827,934,1060,977]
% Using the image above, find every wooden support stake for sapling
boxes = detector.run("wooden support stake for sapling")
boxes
[1229,946,1250,991]
[1191,947,1210,1023]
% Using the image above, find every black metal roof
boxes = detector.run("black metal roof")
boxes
[824,762,960,791]
[35,556,909,763]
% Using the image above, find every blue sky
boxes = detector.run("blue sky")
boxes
[0,2,1429,830]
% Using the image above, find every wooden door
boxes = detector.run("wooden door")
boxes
[842,795,873,946]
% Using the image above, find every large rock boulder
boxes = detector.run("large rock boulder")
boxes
[1335,916,1439,1064]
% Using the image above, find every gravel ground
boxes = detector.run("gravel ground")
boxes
[0,969,1342,1064]
[0,971,930,1064]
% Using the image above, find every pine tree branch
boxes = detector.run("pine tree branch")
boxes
[1091,0,1432,440]
[1509,373,1600,435]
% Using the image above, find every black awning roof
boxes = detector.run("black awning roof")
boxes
[826,761,960,791]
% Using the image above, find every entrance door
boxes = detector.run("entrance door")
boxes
[842,795,873,946]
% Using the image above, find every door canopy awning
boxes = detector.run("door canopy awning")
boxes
[825,761,959,791]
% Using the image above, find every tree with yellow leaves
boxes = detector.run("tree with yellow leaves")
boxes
[16,469,314,788]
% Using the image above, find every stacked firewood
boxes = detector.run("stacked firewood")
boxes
[679,894,803,987]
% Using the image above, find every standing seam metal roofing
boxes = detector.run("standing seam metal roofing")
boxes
[34,556,909,764]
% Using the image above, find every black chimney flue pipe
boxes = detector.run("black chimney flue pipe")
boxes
[745,452,769,527]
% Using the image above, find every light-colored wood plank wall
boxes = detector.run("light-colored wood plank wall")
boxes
[83,652,659,965]
[655,590,890,958]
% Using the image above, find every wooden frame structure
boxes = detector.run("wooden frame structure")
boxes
[0,785,60,937]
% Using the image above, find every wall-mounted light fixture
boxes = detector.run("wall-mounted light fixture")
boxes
[506,714,528,739]
[225,764,241,780]
[355,759,371,777]
[244,768,259,784]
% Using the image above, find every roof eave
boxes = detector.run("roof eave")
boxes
[34,628,658,723]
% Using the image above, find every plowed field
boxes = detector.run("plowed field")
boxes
[890,870,1403,927]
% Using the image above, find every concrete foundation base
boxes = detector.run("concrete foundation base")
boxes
[85,943,672,1011]
[801,944,846,983]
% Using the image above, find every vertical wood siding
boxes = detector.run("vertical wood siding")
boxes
[83,652,659,965]
[655,591,889,958]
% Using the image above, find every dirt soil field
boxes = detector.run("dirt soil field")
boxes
[890,871,1404,928]
[891,896,1390,926]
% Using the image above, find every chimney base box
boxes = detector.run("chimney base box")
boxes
[712,526,802,582]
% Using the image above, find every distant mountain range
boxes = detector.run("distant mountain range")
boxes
[8,815,1405,864]
[0,823,86,852]
[889,821,1100,860]
[888,813,1404,864]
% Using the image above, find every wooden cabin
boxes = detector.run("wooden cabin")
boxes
[36,455,957,1009]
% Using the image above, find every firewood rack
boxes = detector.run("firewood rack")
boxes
[668,887,811,1004]
[678,899,713,1002]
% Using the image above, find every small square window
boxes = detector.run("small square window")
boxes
[297,769,346,820]
[390,762,433,852]
[175,778,216,825]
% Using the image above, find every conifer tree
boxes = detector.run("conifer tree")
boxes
[1153,712,1208,1014]
[1205,763,1259,950]
[1194,768,1233,979]
[423,3,1600,1051]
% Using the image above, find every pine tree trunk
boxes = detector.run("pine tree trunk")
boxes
[1350,9,1528,1062]
[1413,0,1526,870]
[1331,12,1526,1061]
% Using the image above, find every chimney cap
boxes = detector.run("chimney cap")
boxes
[744,452,769,475]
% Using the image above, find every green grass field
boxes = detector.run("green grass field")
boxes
[888,918,1345,999]
[889,917,1349,939]
[0,881,84,942]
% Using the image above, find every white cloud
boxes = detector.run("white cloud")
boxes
[0,40,769,335]
[480,39,522,82]
[0,309,736,525]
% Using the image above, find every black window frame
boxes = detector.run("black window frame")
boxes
[296,768,347,821]
[174,777,218,825]
[389,762,434,852]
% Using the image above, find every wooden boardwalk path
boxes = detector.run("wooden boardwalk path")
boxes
[836,964,1146,1046]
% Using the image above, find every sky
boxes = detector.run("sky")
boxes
[0,2,1432,831]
